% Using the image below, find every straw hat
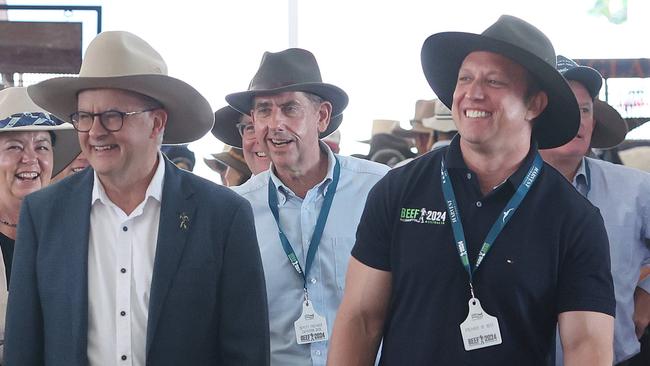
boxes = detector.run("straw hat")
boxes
[0,87,79,175]
[26,31,213,144]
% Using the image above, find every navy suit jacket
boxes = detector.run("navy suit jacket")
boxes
[4,158,270,365]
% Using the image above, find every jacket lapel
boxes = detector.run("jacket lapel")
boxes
[146,159,196,354]
[63,169,93,358]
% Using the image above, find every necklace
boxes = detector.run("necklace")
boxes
[0,218,17,228]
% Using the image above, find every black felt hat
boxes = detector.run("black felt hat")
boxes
[421,15,579,149]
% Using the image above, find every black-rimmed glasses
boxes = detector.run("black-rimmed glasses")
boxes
[236,122,256,140]
[69,108,158,132]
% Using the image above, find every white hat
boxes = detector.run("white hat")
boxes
[27,31,214,144]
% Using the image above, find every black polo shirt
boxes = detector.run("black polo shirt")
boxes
[352,136,615,366]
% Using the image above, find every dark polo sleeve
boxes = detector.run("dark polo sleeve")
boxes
[218,199,270,365]
[352,174,394,271]
[4,197,44,365]
[557,206,616,315]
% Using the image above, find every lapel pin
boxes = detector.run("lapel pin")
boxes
[179,213,189,230]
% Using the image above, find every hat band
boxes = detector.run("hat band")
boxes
[0,112,62,129]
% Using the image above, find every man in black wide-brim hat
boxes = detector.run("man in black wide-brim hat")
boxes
[329,15,615,366]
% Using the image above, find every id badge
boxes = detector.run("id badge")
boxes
[294,299,329,344]
[459,297,502,351]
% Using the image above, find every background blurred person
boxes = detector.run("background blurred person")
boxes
[160,144,195,171]
[540,56,649,366]
[51,151,89,183]
[0,86,78,362]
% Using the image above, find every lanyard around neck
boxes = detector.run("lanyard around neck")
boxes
[441,153,543,296]
[267,156,341,290]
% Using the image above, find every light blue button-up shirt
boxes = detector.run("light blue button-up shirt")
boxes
[232,145,388,365]
[556,157,650,364]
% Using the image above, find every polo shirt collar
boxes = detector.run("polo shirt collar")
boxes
[269,141,336,205]
[444,134,539,190]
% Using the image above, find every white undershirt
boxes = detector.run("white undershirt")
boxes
[87,153,165,366]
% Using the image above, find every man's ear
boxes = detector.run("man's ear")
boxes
[317,101,333,133]
[525,91,548,122]
[150,109,168,139]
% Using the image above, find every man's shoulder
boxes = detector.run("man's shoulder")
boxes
[588,157,650,182]
[337,154,390,178]
[27,168,92,205]
[165,168,251,214]
[230,171,269,199]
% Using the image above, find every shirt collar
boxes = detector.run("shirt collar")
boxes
[444,134,539,190]
[269,141,336,205]
[92,151,166,208]
[572,157,589,195]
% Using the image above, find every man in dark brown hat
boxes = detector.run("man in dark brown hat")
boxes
[226,48,389,365]
[540,56,650,366]
[329,15,615,366]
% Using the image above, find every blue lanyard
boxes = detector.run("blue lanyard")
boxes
[267,156,340,290]
[583,158,591,198]
[441,153,543,297]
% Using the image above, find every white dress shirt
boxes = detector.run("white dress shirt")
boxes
[87,153,165,366]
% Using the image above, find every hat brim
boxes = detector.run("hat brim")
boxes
[203,156,227,173]
[592,99,627,149]
[212,152,251,177]
[392,124,431,138]
[212,106,244,148]
[27,74,214,144]
[421,32,579,149]
[226,82,347,138]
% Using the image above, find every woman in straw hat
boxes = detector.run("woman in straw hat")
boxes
[0,86,78,361]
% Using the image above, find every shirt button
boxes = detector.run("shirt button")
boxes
[121,355,127,361]
[120,268,126,273]
[476,201,482,208]
[120,311,126,316]
[315,350,322,356]
[122,226,128,232]
[466,173,472,180]
[310,278,317,284]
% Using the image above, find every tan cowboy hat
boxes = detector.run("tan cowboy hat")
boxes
[422,100,457,132]
[360,119,400,144]
[26,31,214,144]
[211,146,251,179]
[421,15,579,149]
[226,48,348,138]
[0,87,80,175]
[393,100,435,138]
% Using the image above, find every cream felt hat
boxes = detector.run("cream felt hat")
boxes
[0,87,79,175]
[27,31,214,144]
[422,100,456,132]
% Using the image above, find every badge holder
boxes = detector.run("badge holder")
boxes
[459,297,502,351]
[294,298,329,345]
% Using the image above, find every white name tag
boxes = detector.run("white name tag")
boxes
[459,297,502,351]
[294,300,329,344]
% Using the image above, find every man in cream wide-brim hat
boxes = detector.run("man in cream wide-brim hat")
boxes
[5,31,269,366]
